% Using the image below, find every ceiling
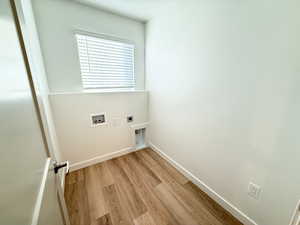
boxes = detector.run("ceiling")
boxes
[74,0,174,22]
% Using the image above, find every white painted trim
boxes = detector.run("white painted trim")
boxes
[148,142,258,225]
[73,29,136,45]
[60,166,68,191]
[49,90,147,96]
[31,158,51,225]
[69,147,135,171]
[136,144,148,151]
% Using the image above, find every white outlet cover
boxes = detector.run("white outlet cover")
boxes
[248,182,261,200]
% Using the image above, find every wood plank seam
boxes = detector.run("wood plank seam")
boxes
[65,148,244,225]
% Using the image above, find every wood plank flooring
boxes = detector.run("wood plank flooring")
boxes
[65,148,243,225]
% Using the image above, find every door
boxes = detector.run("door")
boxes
[290,201,300,225]
[0,1,68,225]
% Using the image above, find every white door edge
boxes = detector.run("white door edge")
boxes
[31,157,51,225]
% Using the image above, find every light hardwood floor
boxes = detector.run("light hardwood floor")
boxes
[65,148,243,225]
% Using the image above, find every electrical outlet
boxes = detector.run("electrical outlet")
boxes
[127,116,133,123]
[248,182,261,200]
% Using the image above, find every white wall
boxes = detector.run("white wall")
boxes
[146,0,300,225]
[49,91,148,166]
[32,0,145,92]
[31,0,148,165]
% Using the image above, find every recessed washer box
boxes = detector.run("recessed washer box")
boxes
[90,113,106,127]
[131,122,149,150]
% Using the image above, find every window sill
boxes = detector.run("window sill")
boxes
[49,89,147,96]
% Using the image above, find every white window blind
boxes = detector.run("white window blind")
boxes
[75,33,135,89]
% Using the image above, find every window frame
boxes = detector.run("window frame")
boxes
[74,30,136,90]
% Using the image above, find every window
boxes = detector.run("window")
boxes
[75,33,135,89]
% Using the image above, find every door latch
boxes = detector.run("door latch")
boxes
[53,161,69,174]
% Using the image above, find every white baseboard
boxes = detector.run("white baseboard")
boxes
[136,144,148,151]
[148,141,258,225]
[69,147,135,172]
